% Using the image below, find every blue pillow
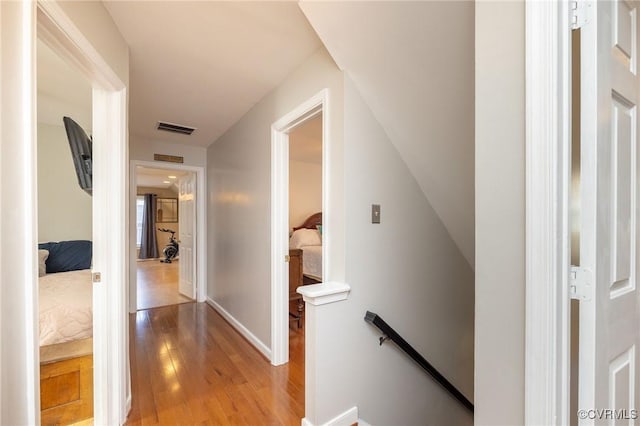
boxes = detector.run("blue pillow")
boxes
[38,240,92,273]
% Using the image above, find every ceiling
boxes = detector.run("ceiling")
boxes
[103,1,321,148]
[289,114,322,165]
[136,166,189,190]
[300,1,475,267]
[37,39,92,130]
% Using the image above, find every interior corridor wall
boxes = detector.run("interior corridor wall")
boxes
[309,76,475,425]
[206,48,344,350]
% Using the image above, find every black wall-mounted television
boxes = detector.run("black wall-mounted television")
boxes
[63,116,92,196]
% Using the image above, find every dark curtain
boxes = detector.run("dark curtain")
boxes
[139,193,159,259]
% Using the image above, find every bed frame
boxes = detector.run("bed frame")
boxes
[40,339,93,425]
[289,212,322,327]
[293,212,322,232]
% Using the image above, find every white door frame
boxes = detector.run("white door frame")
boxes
[525,0,572,424]
[129,160,207,313]
[271,89,329,366]
[2,1,129,424]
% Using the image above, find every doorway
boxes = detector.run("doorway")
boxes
[37,37,95,425]
[129,160,207,314]
[287,113,323,369]
[33,2,129,424]
[134,166,194,310]
[271,89,329,367]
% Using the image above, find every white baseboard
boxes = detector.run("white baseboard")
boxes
[206,297,272,360]
[124,394,132,422]
[301,406,359,426]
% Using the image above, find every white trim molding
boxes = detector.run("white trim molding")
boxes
[525,0,572,425]
[297,281,350,306]
[0,2,39,424]
[270,89,331,367]
[301,406,359,426]
[206,298,272,360]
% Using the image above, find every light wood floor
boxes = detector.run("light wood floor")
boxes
[126,302,305,425]
[137,259,192,310]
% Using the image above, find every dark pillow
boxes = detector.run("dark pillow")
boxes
[38,240,92,273]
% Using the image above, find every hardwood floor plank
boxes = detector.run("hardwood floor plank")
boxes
[126,303,304,425]
[136,260,192,310]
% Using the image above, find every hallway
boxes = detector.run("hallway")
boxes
[136,260,192,310]
[126,303,304,425]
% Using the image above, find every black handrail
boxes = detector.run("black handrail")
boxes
[364,311,474,413]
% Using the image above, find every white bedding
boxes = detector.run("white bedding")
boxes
[39,269,93,346]
[302,245,323,280]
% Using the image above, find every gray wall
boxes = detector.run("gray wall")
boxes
[475,1,526,424]
[207,46,474,423]
[38,123,92,243]
[207,48,344,348]
[308,77,474,425]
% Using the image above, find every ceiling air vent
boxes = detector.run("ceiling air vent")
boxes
[157,121,196,135]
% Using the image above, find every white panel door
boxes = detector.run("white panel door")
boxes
[178,173,196,299]
[580,0,640,423]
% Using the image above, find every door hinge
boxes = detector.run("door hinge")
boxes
[285,255,290,263]
[570,266,592,300]
[92,272,101,283]
[571,0,591,30]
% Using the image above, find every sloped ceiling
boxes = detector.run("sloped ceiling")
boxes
[103,1,321,148]
[299,1,475,267]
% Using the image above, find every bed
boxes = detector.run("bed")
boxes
[38,241,94,425]
[290,212,323,282]
[288,213,322,327]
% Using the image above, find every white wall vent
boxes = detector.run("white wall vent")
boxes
[157,121,196,135]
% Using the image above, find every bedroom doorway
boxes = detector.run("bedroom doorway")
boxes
[287,114,323,357]
[129,161,207,314]
[36,37,96,425]
[287,113,323,384]
[271,89,329,369]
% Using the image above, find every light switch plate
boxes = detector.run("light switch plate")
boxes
[372,204,381,224]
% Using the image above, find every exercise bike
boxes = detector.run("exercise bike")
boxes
[158,228,179,263]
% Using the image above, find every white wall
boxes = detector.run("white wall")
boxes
[130,138,207,168]
[308,76,474,425]
[475,2,526,425]
[38,123,92,242]
[207,47,344,351]
[289,160,322,230]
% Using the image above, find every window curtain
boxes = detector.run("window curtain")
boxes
[138,193,159,259]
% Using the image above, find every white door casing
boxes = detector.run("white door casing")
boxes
[128,161,207,313]
[580,0,640,422]
[178,173,196,299]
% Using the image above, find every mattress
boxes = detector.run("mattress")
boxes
[39,269,93,347]
[302,245,322,281]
